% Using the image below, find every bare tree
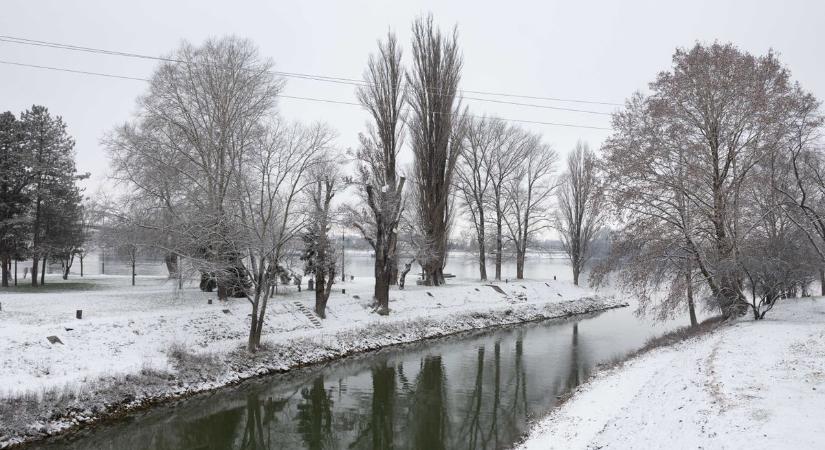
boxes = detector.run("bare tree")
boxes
[600,43,810,319]
[485,126,530,281]
[556,142,603,286]
[349,32,406,314]
[302,162,340,318]
[774,90,825,292]
[99,200,155,286]
[107,36,283,300]
[407,14,465,286]
[236,120,336,351]
[454,116,504,281]
[505,134,557,279]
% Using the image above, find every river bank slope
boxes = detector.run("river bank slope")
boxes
[518,297,825,450]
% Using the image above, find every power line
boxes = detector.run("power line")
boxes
[0,34,622,108]
[0,59,612,131]
[0,60,150,82]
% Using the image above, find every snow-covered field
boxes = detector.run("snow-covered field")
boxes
[0,273,619,447]
[518,297,825,450]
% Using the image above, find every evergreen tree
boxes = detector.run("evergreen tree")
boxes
[0,111,31,287]
[19,105,84,285]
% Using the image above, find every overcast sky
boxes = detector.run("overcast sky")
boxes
[1,0,824,194]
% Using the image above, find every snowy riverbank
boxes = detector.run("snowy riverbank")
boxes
[0,275,623,448]
[518,297,825,450]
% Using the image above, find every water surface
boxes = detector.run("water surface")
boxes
[31,306,689,450]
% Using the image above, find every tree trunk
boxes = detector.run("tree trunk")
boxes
[374,274,390,314]
[495,219,503,281]
[62,260,69,280]
[31,194,42,287]
[399,261,412,290]
[389,253,398,286]
[687,268,698,327]
[478,238,487,281]
[423,261,445,286]
[374,250,391,314]
[820,268,824,296]
[131,256,136,286]
[164,252,178,279]
[515,249,525,280]
[40,256,46,286]
[31,256,39,287]
[79,255,84,277]
[247,287,261,352]
[1,256,8,287]
[315,273,327,318]
[323,270,335,314]
[13,259,17,286]
[572,264,580,286]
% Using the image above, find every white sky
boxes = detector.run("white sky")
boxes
[1,0,824,194]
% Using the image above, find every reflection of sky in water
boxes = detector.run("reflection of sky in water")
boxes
[32,307,696,450]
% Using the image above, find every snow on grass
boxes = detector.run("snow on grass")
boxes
[0,274,620,448]
[518,297,825,450]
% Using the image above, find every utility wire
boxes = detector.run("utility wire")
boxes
[0,34,622,108]
[0,59,612,131]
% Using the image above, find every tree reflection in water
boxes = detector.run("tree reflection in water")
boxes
[296,375,335,450]
[32,312,651,450]
[411,355,449,450]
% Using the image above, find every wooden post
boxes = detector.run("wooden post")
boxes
[76,310,82,319]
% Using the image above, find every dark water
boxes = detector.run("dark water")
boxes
[31,307,688,450]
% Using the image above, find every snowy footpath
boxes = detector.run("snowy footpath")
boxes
[518,297,825,450]
[0,274,621,447]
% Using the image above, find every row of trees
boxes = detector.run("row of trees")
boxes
[454,117,559,281]
[0,106,87,287]
[105,20,825,354]
[352,15,599,296]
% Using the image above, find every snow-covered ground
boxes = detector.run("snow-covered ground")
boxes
[0,273,619,447]
[519,297,825,450]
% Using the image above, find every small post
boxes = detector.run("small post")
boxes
[342,288,346,294]
[76,310,82,319]
[208,298,212,305]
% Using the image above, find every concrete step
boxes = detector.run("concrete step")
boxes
[293,301,322,328]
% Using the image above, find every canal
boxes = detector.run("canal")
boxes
[31,304,691,450]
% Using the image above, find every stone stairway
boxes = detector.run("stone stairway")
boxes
[482,284,527,304]
[293,301,323,328]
